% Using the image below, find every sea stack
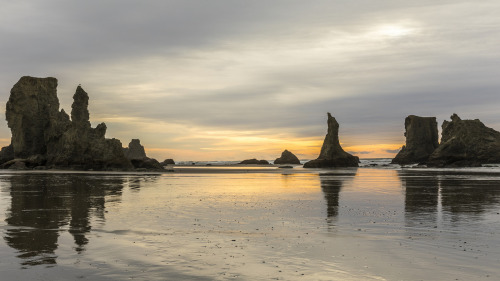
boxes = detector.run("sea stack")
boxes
[303,113,359,168]
[0,76,133,170]
[123,139,164,170]
[427,114,500,167]
[124,139,147,160]
[391,115,439,165]
[274,150,300,164]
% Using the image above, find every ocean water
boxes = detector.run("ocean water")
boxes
[0,166,499,280]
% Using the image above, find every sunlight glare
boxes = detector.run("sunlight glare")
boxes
[374,24,415,38]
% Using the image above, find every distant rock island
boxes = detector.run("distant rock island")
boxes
[274,150,300,165]
[391,115,439,165]
[238,159,270,165]
[0,76,162,171]
[392,114,500,167]
[303,113,359,168]
[160,159,175,165]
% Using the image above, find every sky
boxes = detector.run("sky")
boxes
[1,0,500,161]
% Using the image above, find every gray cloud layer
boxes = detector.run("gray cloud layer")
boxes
[1,1,500,158]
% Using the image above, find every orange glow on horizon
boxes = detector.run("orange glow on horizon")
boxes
[145,142,403,162]
[344,143,402,159]
[0,115,403,162]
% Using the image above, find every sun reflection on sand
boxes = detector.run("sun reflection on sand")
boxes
[347,168,402,194]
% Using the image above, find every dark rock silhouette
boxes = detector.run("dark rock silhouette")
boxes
[160,159,175,165]
[0,76,132,170]
[123,139,147,160]
[304,113,359,168]
[391,115,439,165]
[5,76,61,159]
[274,150,300,164]
[0,144,14,165]
[131,158,164,170]
[427,114,500,167]
[123,139,164,170]
[239,159,270,165]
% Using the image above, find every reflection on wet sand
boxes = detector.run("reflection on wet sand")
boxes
[400,170,500,227]
[319,170,358,222]
[440,174,500,224]
[400,171,439,228]
[0,169,499,280]
[2,174,126,266]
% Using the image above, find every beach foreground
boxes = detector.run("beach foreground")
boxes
[0,166,499,280]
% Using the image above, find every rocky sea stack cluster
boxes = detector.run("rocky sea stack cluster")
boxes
[303,113,359,168]
[0,76,163,171]
[2,77,498,170]
[392,114,500,167]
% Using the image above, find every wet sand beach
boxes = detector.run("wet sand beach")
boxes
[0,165,499,280]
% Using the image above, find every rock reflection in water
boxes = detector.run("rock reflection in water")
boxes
[400,171,439,228]
[439,174,500,223]
[400,170,500,227]
[319,170,357,223]
[2,174,125,266]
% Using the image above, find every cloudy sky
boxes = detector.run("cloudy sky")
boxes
[1,0,500,161]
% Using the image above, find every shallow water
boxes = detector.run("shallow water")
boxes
[0,168,499,280]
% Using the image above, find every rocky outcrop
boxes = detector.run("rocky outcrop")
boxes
[0,145,14,165]
[391,115,439,165]
[239,159,270,165]
[123,139,164,170]
[6,76,62,158]
[1,76,132,170]
[303,113,359,168]
[160,159,175,165]
[427,114,500,167]
[274,150,300,164]
[130,158,164,170]
[123,139,147,160]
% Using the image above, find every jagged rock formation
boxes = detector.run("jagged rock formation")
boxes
[303,113,359,168]
[274,150,300,164]
[391,115,439,165]
[0,76,132,170]
[123,139,164,170]
[160,159,175,165]
[427,114,500,167]
[238,159,270,165]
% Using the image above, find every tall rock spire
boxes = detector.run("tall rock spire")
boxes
[304,113,359,168]
[71,86,91,128]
